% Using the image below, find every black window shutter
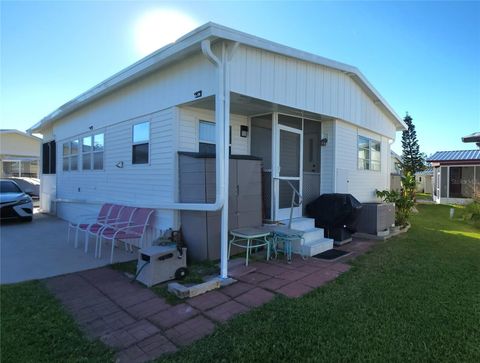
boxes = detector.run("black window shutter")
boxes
[49,141,56,174]
[42,143,50,174]
[41,141,57,174]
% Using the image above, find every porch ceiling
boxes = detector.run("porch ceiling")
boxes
[183,93,334,121]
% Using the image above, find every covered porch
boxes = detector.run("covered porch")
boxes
[180,92,335,222]
[177,93,336,268]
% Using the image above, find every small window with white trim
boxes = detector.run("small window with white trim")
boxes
[132,122,149,164]
[199,120,216,153]
[198,120,232,154]
[358,136,381,171]
[63,139,79,171]
[82,132,104,170]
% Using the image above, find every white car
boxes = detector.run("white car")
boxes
[0,179,33,222]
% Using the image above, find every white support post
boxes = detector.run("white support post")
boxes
[220,42,238,280]
[220,43,229,279]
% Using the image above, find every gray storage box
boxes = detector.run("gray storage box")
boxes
[355,202,395,235]
[179,153,262,261]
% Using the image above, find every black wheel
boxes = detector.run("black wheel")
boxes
[175,267,188,280]
[22,216,33,222]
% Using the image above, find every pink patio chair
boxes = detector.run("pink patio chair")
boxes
[82,204,124,253]
[98,208,155,263]
[95,206,138,260]
[67,203,113,248]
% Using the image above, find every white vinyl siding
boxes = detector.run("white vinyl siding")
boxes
[50,51,216,142]
[177,106,249,155]
[229,44,397,139]
[333,120,390,202]
[55,108,176,231]
[320,120,335,194]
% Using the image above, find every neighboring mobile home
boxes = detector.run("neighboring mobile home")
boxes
[28,23,406,277]
[0,129,41,179]
[390,150,402,192]
[415,168,433,194]
[428,150,480,204]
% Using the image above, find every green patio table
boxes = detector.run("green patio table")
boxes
[229,227,272,266]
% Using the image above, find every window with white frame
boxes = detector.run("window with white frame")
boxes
[132,121,149,164]
[199,120,216,153]
[62,139,79,171]
[198,120,232,154]
[82,133,104,170]
[358,136,381,171]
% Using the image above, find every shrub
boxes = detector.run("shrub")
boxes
[464,200,480,225]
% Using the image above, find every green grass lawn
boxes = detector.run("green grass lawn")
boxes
[0,280,113,363]
[416,192,433,200]
[1,204,479,362]
[161,204,480,362]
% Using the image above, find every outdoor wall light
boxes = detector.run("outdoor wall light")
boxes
[115,161,124,168]
[240,125,249,138]
[320,138,328,147]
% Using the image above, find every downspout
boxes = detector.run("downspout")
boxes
[219,41,239,279]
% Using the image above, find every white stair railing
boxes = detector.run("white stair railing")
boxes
[284,180,303,229]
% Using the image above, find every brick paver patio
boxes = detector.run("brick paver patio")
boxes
[44,238,375,362]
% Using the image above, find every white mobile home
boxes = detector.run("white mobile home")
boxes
[29,23,406,277]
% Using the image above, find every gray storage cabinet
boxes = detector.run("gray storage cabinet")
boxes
[179,152,262,261]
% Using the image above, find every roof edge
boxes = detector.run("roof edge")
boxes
[0,129,42,141]
[28,21,405,133]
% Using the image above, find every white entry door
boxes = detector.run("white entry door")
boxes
[273,124,303,221]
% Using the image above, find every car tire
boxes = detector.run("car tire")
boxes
[22,216,33,222]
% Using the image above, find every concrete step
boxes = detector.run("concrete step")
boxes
[300,228,325,244]
[286,236,333,256]
[280,217,315,230]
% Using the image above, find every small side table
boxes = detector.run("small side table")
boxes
[272,231,306,264]
[229,228,272,266]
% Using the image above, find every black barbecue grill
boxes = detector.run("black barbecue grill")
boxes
[306,193,363,244]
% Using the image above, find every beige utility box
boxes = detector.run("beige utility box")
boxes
[136,245,187,287]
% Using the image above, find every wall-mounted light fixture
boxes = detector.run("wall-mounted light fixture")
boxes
[89,125,93,130]
[115,161,124,168]
[320,138,328,147]
[240,125,249,138]
[194,90,202,98]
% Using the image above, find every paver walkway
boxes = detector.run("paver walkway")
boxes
[45,238,375,362]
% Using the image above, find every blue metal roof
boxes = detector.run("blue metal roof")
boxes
[427,150,480,162]
[416,167,433,175]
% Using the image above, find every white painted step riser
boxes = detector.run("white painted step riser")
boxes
[290,219,315,230]
[302,229,325,244]
[280,218,316,230]
[306,242,333,256]
[291,238,334,256]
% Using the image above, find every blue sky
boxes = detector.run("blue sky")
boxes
[1,1,479,155]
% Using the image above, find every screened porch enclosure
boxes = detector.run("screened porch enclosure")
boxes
[250,113,322,222]
[434,165,480,200]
